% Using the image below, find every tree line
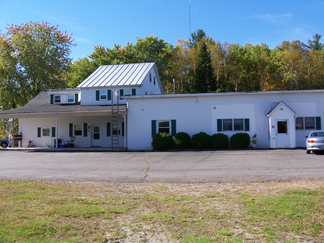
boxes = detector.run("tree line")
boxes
[1,22,324,114]
[68,29,324,94]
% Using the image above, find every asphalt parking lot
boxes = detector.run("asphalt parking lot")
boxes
[0,149,323,181]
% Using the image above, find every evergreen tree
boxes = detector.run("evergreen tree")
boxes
[194,42,216,93]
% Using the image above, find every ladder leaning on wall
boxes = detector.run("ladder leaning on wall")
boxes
[111,91,120,151]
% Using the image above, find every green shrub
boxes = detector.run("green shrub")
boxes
[230,133,250,149]
[191,132,211,150]
[172,132,191,149]
[151,133,172,151]
[210,133,229,149]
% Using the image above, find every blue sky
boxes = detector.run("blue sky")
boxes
[1,0,323,61]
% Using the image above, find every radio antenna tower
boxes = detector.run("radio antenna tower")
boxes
[189,0,196,39]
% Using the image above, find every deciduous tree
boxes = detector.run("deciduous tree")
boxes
[0,21,75,109]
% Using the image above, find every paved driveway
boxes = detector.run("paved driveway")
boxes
[0,149,323,181]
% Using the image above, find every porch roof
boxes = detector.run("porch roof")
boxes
[0,89,126,119]
[266,101,297,117]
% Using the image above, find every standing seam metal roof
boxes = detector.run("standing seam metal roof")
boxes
[77,62,155,88]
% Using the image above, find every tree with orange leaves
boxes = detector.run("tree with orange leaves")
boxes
[0,21,75,110]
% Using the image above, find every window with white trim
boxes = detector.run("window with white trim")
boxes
[100,91,107,100]
[68,95,74,103]
[54,95,61,103]
[74,125,82,136]
[218,118,249,132]
[158,121,170,133]
[42,128,50,136]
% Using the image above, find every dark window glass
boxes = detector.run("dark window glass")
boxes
[223,119,232,131]
[277,121,288,134]
[54,96,60,103]
[305,117,315,129]
[234,119,243,131]
[74,125,82,136]
[296,117,303,130]
[158,121,170,134]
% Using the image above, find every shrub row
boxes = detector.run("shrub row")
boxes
[151,132,251,151]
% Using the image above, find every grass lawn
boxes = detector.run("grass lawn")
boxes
[0,179,323,242]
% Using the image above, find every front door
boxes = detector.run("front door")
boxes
[276,120,290,148]
[92,125,101,147]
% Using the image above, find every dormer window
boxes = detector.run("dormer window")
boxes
[100,91,107,100]
[124,90,132,96]
[149,73,152,83]
[54,95,61,103]
[68,95,74,103]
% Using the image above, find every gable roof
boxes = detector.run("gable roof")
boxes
[0,89,126,119]
[266,101,297,117]
[77,62,157,88]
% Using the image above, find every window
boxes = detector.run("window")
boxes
[234,119,244,131]
[296,117,304,130]
[295,117,316,130]
[68,95,74,103]
[277,121,288,133]
[112,124,121,135]
[54,96,61,103]
[223,119,232,131]
[152,120,176,137]
[42,128,50,136]
[158,121,170,133]
[100,91,107,100]
[154,77,156,85]
[149,73,152,82]
[124,90,132,96]
[74,125,82,136]
[218,119,250,132]
[305,117,315,129]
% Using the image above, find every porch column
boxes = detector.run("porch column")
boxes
[55,117,59,149]
[123,115,127,148]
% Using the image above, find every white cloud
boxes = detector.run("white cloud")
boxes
[74,37,92,44]
[247,13,293,25]
[29,10,87,31]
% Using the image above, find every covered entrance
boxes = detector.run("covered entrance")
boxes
[267,101,297,148]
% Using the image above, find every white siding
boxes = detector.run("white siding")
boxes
[127,92,324,150]
[19,116,125,148]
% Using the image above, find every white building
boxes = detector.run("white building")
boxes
[0,62,323,150]
[126,91,323,150]
[0,63,163,149]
